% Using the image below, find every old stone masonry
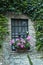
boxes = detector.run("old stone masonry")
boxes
[1,42,42,65]
[0,20,43,65]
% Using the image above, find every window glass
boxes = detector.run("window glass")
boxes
[11,19,28,39]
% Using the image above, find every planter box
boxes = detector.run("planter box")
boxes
[16,47,30,53]
[11,44,30,52]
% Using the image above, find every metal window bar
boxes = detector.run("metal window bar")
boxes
[11,19,28,39]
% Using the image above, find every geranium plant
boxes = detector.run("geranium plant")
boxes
[10,35,31,51]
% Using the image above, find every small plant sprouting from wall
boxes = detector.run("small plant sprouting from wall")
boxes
[0,14,9,48]
[27,54,33,65]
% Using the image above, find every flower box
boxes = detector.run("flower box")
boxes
[10,35,31,52]
[16,47,30,53]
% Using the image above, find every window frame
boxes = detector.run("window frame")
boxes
[11,19,28,39]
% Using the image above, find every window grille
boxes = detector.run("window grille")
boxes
[11,19,28,39]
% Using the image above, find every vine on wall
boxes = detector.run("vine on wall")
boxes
[0,0,43,50]
[35,20,43,51]
[0,0,43,20]
[0,14,9,47]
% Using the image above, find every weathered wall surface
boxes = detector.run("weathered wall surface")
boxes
[3,14,36,65]
[29,19,36,47]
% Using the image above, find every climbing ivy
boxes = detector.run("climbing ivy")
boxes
[0,14,8,47]
[35,20,43,51]
[0,0,43,20]
[0,0,43,50]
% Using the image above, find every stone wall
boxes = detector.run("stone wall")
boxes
[29,19,36,47]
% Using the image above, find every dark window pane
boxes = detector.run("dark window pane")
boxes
[11,27,14,32]
[19,21,21,26]
[14,20,18,26]
[15,27,18,33]
[19,27,21,33]
[11,19,28,39]
[22,21,28,26]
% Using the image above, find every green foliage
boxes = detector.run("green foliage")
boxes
[27,54,33,65]
[35,20,43,51]
[0,0,43,50]
[0,14,8,47]
[0,0,43,20]
[25,42,30,48]
[36,38,43,51]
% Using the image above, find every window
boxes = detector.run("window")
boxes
[11,19,28,39]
